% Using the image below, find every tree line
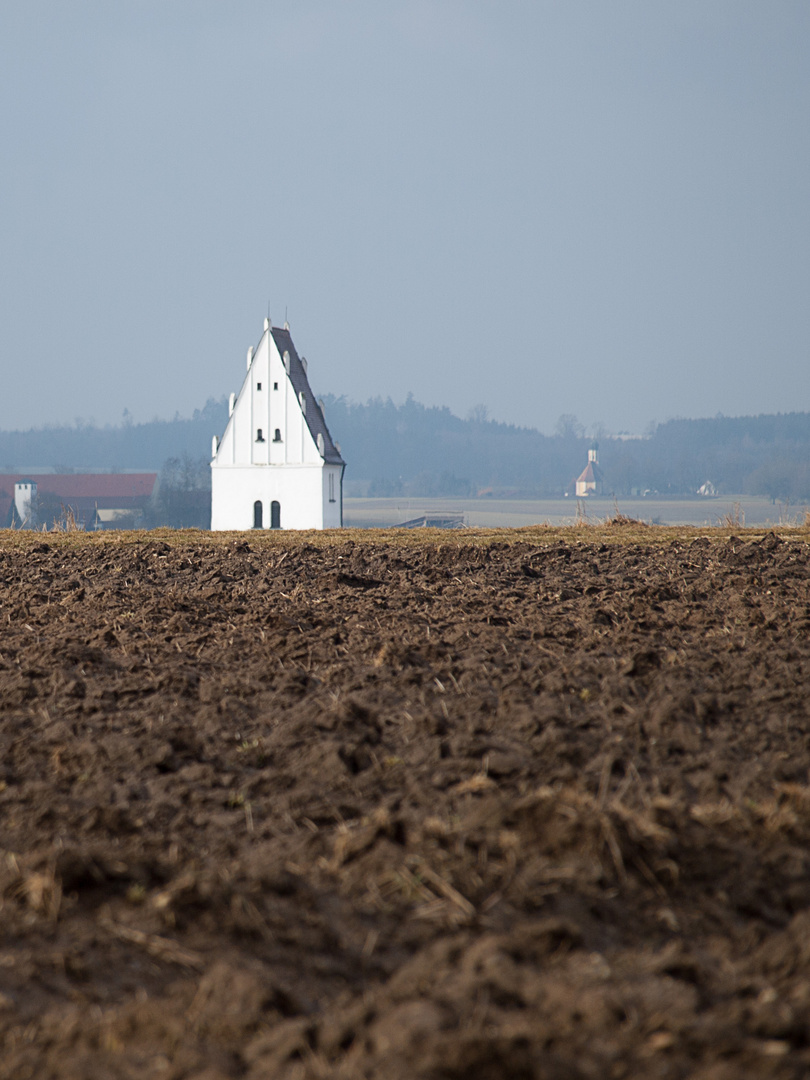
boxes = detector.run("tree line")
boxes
[320,397,810,503]
[1,397,809,526]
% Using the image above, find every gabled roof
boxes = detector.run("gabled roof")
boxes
[270,327,344,465]
[397,514,466,529]
[576,462,603,484]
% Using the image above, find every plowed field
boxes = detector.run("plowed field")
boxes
[2,527,810,1079]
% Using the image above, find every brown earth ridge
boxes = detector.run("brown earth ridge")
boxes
[1,527,810,1079]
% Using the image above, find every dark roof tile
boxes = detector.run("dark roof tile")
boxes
[270,328,344,465]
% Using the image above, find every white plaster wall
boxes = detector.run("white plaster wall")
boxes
[322,466,343,528]
[250,336,270,464]
[218,331,324,469]
[14,482,36,524]
[211,464,327,531]
[211,326,343,531]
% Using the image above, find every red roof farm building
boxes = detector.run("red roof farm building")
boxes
[0,474,157,530]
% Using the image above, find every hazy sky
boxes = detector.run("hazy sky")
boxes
[2,1,808,436]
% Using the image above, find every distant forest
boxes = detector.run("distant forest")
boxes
[320,398,810,502]
[1,397,809,526]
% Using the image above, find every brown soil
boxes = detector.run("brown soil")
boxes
[2,528,810,1079]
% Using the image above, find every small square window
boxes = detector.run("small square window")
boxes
[256,382,262,390]
[273,382,279,390]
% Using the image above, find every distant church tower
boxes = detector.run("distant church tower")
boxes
[575,442,604,497]
[210,318,345,530]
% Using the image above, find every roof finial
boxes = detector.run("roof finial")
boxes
[284,304,289,331]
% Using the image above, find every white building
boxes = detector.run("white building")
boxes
[14,480,37,527]
[211,319,345,531]
[575,445,604,497]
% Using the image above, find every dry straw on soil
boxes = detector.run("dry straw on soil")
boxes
[1,527,810,1078]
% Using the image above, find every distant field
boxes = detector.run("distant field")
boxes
[345,493,805,529]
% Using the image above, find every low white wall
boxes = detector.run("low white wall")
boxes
[212,464,330,530]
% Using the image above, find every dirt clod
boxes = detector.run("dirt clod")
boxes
[1,528,810,1078]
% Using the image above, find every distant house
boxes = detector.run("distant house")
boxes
[0,474,157,530]
[211,318,345,531]
[575,444,604,497]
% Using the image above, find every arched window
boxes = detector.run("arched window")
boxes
[253,501,263,529]
[273,428,282,442]
[270,501,281,529]
[256,428,265,442]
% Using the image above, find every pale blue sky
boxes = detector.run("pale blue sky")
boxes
[1,1,808,435]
